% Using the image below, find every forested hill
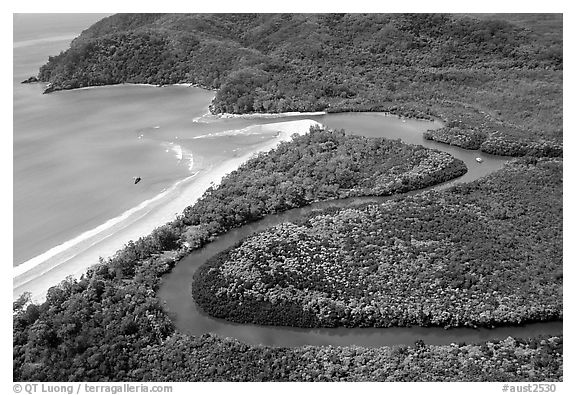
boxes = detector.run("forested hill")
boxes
[38,13,562,155]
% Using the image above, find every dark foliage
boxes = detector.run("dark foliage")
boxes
[193,158,563,329]
[193,247,322,327]
[13,13,563,381]
[424,127,562,156]
[13,129,487,381]
[38,13,562,155]
[179,127,466,239]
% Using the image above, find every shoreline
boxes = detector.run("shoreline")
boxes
[193,110,327,124]
[41,81,216,94]
[215,111,327,119]
[56,82,203,92]
[13,119,322,303]
[39,81,438,124]
[13,33,79,49]
[40,81,329,120]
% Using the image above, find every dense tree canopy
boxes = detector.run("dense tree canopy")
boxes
[38,13,562,156]
[13,127,562,381]
[179,127,466,239]
[15,129,511,381]
[14,13,563,381]
[193,158,563,328]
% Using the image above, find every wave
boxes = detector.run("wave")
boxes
[171,144,184,161]
[13,173,198,280]
[218,111,327,119]
[187,153,195,172]
[193,119,319,141]
[162,142,195,172]
[194,111,327,123]
[192,110,212,123]
[14,119,320,299]
[13,34,78,49]
[14,208,154,291]
[192,125,271,140]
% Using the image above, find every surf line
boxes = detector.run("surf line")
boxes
[13,172,200,280]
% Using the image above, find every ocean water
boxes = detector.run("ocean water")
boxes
[13,14,447,301]
[13,14,302,271]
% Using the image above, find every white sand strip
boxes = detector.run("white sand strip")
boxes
[218,111,327,119]
[195,111,327,123]
[13,119,322,303]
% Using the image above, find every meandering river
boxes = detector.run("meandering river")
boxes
[14,14,561,348]
[158,112,562,347]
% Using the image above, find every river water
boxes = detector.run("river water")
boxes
[14,14,562,347]
[158,113,562,347]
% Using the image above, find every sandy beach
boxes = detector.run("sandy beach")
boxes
[13,119,321,302]
[218,111,327,119]
[194,110,327,123]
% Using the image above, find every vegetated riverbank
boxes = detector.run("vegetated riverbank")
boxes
[423,125,562,157]
[138,333,563,381]
[13,119,322,303]
[177,127,467,240]
[36,14,562,157]
[159,160,559,348]
[192,157,562,330]
[13,13,563,382]
[13,125,562,381]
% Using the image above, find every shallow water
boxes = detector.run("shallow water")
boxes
[156,113,562,348]
[13,22,313,276]
[14,15,562,347]
[12,15,449,288]
[13,15,323,300]
[13,15,306,270]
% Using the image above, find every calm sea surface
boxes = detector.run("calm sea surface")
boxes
[12,13,472,297]
[13,14,305,268]
[14,14,560,348]
[14,15,443,274]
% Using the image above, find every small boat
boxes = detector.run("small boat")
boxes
[133,176,142,184]
[475,157,483,163]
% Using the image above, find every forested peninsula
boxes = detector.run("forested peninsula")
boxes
[193,158,562,329]
[37,13,562,156]
[14,13,563,382]
[13,128,562,382]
